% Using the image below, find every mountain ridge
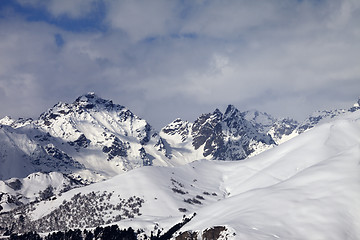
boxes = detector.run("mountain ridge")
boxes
[0,93,278,183]
[1,94,359,183]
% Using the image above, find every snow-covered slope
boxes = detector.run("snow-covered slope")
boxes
[0,172,82,213]
[181,110,360,239]
[160,118,206,164]
[2,110,359,239]
[0,124,84,181]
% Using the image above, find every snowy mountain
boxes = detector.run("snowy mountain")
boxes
[243,98,360,144]
[1,109,359,239]
[0,93,284,215]
[161,105,275,161]
[242,110,299,144]
[242,110,276,133]
[0,93,174,184]
[275,97,360,143]
[3,93,355,185]
[0,94,279,184]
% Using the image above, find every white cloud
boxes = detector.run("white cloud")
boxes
[181,0,283,38]
[105,0,180,41]
[0,0,359,129]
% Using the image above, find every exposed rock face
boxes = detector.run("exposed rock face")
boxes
[191,105,275,160]
[202,226,227,240]
[5,179,22,191]
[68,134,91,150]
[162,118,191,142]
[268,118,299,143]
[192,109,224,157]
[175,231,198,240]
[162,105,276,161]
[102,136,129,160]
[175,226,229,240]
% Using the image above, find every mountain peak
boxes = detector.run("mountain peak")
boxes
[212,108,223,117]
[0,116,33,128]
[223,105,245,124]
[0,116,15,126]
[224,104,240,116]
[73,92,120,111]
[225,104,236,111]
[75,92,105,104]
[38,93,123,125]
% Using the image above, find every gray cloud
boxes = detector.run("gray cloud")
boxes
[105,0,180,41]
[0,0,359,129]
[16,0,99,18]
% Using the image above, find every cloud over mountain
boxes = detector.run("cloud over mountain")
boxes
[0,0,359,129]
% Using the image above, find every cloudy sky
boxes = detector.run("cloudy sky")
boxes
[0,0,359,129]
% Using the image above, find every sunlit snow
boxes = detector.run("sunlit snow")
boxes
[8,110,359,239]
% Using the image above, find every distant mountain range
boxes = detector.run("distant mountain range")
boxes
[0,93,274,184]
[0,94,360,239]
[1,93,358,181]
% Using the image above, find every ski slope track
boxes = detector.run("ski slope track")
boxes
[1,110,359,239]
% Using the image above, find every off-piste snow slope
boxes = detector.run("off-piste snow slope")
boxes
[2,105,359,239]
[179,109,360,239]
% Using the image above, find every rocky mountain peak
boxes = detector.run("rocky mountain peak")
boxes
[223,104,244,124]
[190,105,275,160]
[38,93,127,127]
[73,92,122,112]
[161,118,190,142]
[210,108,223,121]
[224,104,239,116]
[162,118,189,130]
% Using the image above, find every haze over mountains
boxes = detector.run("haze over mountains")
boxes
[0,93,359,239]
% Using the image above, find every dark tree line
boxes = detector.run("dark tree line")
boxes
[7,225,137,240]
[5,213,197,240]
[0,191,144,234]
